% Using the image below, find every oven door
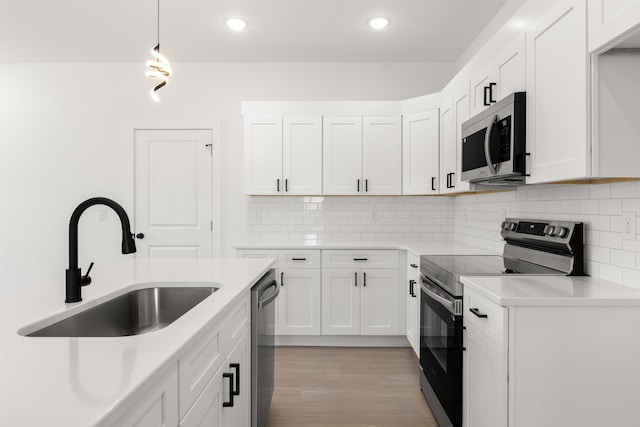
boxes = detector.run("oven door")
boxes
[420,275,463,427]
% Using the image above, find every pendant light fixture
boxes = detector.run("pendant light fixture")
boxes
[145,0,172,102]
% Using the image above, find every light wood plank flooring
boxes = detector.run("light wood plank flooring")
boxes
[266,347,437,427]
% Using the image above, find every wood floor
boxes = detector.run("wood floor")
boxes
[265,346,438,427]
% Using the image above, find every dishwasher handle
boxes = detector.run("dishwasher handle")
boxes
[258,280,279,308]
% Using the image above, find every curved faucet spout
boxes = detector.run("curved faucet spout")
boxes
[66,197,136,303]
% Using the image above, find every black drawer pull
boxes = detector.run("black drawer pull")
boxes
[469,308,488,318]
[230,363,240,396]
[431,177,436,191]
[353,258,368,261]
[280,272,284,287]
[363,272,367,287]
[291,257,307,261]
[410,263,418,268]
[409,279,416,297]
[223,373,235,407]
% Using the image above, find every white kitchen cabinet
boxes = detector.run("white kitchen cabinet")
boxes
[405,253,420,357]
[469,34,526,118]
[323,116,401,195]
[463,321,508,427]
[283,116,323,195]
[588,0,640,52]
[402,110,439,195]
[439,94,456,194]
[244,116,283,195]
[452,80,472,193]
[526,0,590,184]
[113,367,179,427]
[244,115,322,195]
[277,268,321,335]
[180,366,224,427]
[222,327,251,427]
[321,268,399,335]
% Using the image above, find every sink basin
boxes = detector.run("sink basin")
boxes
[27,286,218,337]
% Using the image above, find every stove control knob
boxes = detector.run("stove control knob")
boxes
[554,227,568,238]
[544,225,555,236]
[509,223,517,231]
[501,221,508,230]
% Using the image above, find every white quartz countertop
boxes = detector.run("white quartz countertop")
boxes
[461,275,640,307]
[232,240,497,256]
[0,258,275,427]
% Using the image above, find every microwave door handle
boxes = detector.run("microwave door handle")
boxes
[484,114,499,175]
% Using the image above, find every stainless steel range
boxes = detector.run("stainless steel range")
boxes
[418,218,584,427]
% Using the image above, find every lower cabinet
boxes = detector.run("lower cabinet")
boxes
[321,268,400,335]
[463,321,508,427]
[277,268,321,335]
[181,327,251,427]
[406,277,420,357]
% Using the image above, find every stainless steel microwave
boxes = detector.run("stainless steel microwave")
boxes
[461,92,526,186]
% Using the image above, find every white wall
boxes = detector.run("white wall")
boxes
[455,181,640,289]
[0,61,453,294]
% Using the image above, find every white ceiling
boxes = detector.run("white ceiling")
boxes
[0,0,515,63]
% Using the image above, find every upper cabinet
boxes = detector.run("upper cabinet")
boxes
[402,110,440,195]
[244,115,322,195]
[439,95,456,193]
[526,0,590,184]
[324,116,402,195]
[469,34,526,117]
[588,0,640,52]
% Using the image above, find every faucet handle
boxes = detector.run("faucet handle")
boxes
[81,262,94,286]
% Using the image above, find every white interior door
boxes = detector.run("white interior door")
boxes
[134,129,213,259]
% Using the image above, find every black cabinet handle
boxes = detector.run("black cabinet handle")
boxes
[484,85,491,106]
[135,233,145,239]
[363,272,367,287]
[409,279,416,297]
[353,258,368,261]
[365,179,368,192]
[280,272,284,287]
[357,179,360,192]
[489,82,497,103]
[222,373,235,407]
[291,257,307,261]
[410,264,418,268]
[450,172,455,188]
[469,308,488,318]
[277,179,280,192]
[230,363,240,396]
[354,271,358,287]
[431,177,436,191]
[285,179,288,192]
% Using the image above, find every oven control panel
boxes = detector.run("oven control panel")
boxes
[501,220,572,240]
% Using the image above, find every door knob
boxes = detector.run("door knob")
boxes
[135,233,145,239]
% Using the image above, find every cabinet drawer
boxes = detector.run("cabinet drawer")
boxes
[179,318,227,419]
[464,287,508,350]
[277,249,321,269]
[322,250,399,269]
[236,249,278,261]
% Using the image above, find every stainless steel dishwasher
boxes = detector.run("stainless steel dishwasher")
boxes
[251,269,278,427]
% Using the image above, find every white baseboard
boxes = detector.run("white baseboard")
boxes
[274,335,410,347]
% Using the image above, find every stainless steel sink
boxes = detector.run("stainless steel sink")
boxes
[27,287,218,337]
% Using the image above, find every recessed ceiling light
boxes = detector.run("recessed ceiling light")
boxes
[368,17,390,30]
[226,18,248,31]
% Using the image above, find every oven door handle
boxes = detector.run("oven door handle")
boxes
[420,281,454,312]
[484,114,499,175]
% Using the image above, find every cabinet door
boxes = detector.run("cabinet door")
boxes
[360,268,400,335]
[452,83,471,193]
[321,269,360,335]
[223,328,251,427]
[244,116,283,195]
[406,275,420,357]
[283,116,322,195]
[277,269,321,335]
[493,34,526,102]
[463,322,508,427]
[527,0,590,183]
[323,116,363,195]
[470,66,493,117]
[362,116,402,195]
[402,110,440,195]
[114,368,179,427]
[180,368,223,427]
[439,97,456,194]
[588,0,640,52]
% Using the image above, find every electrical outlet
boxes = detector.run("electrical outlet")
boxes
[622,212,636,241]
[98,208,108,221]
